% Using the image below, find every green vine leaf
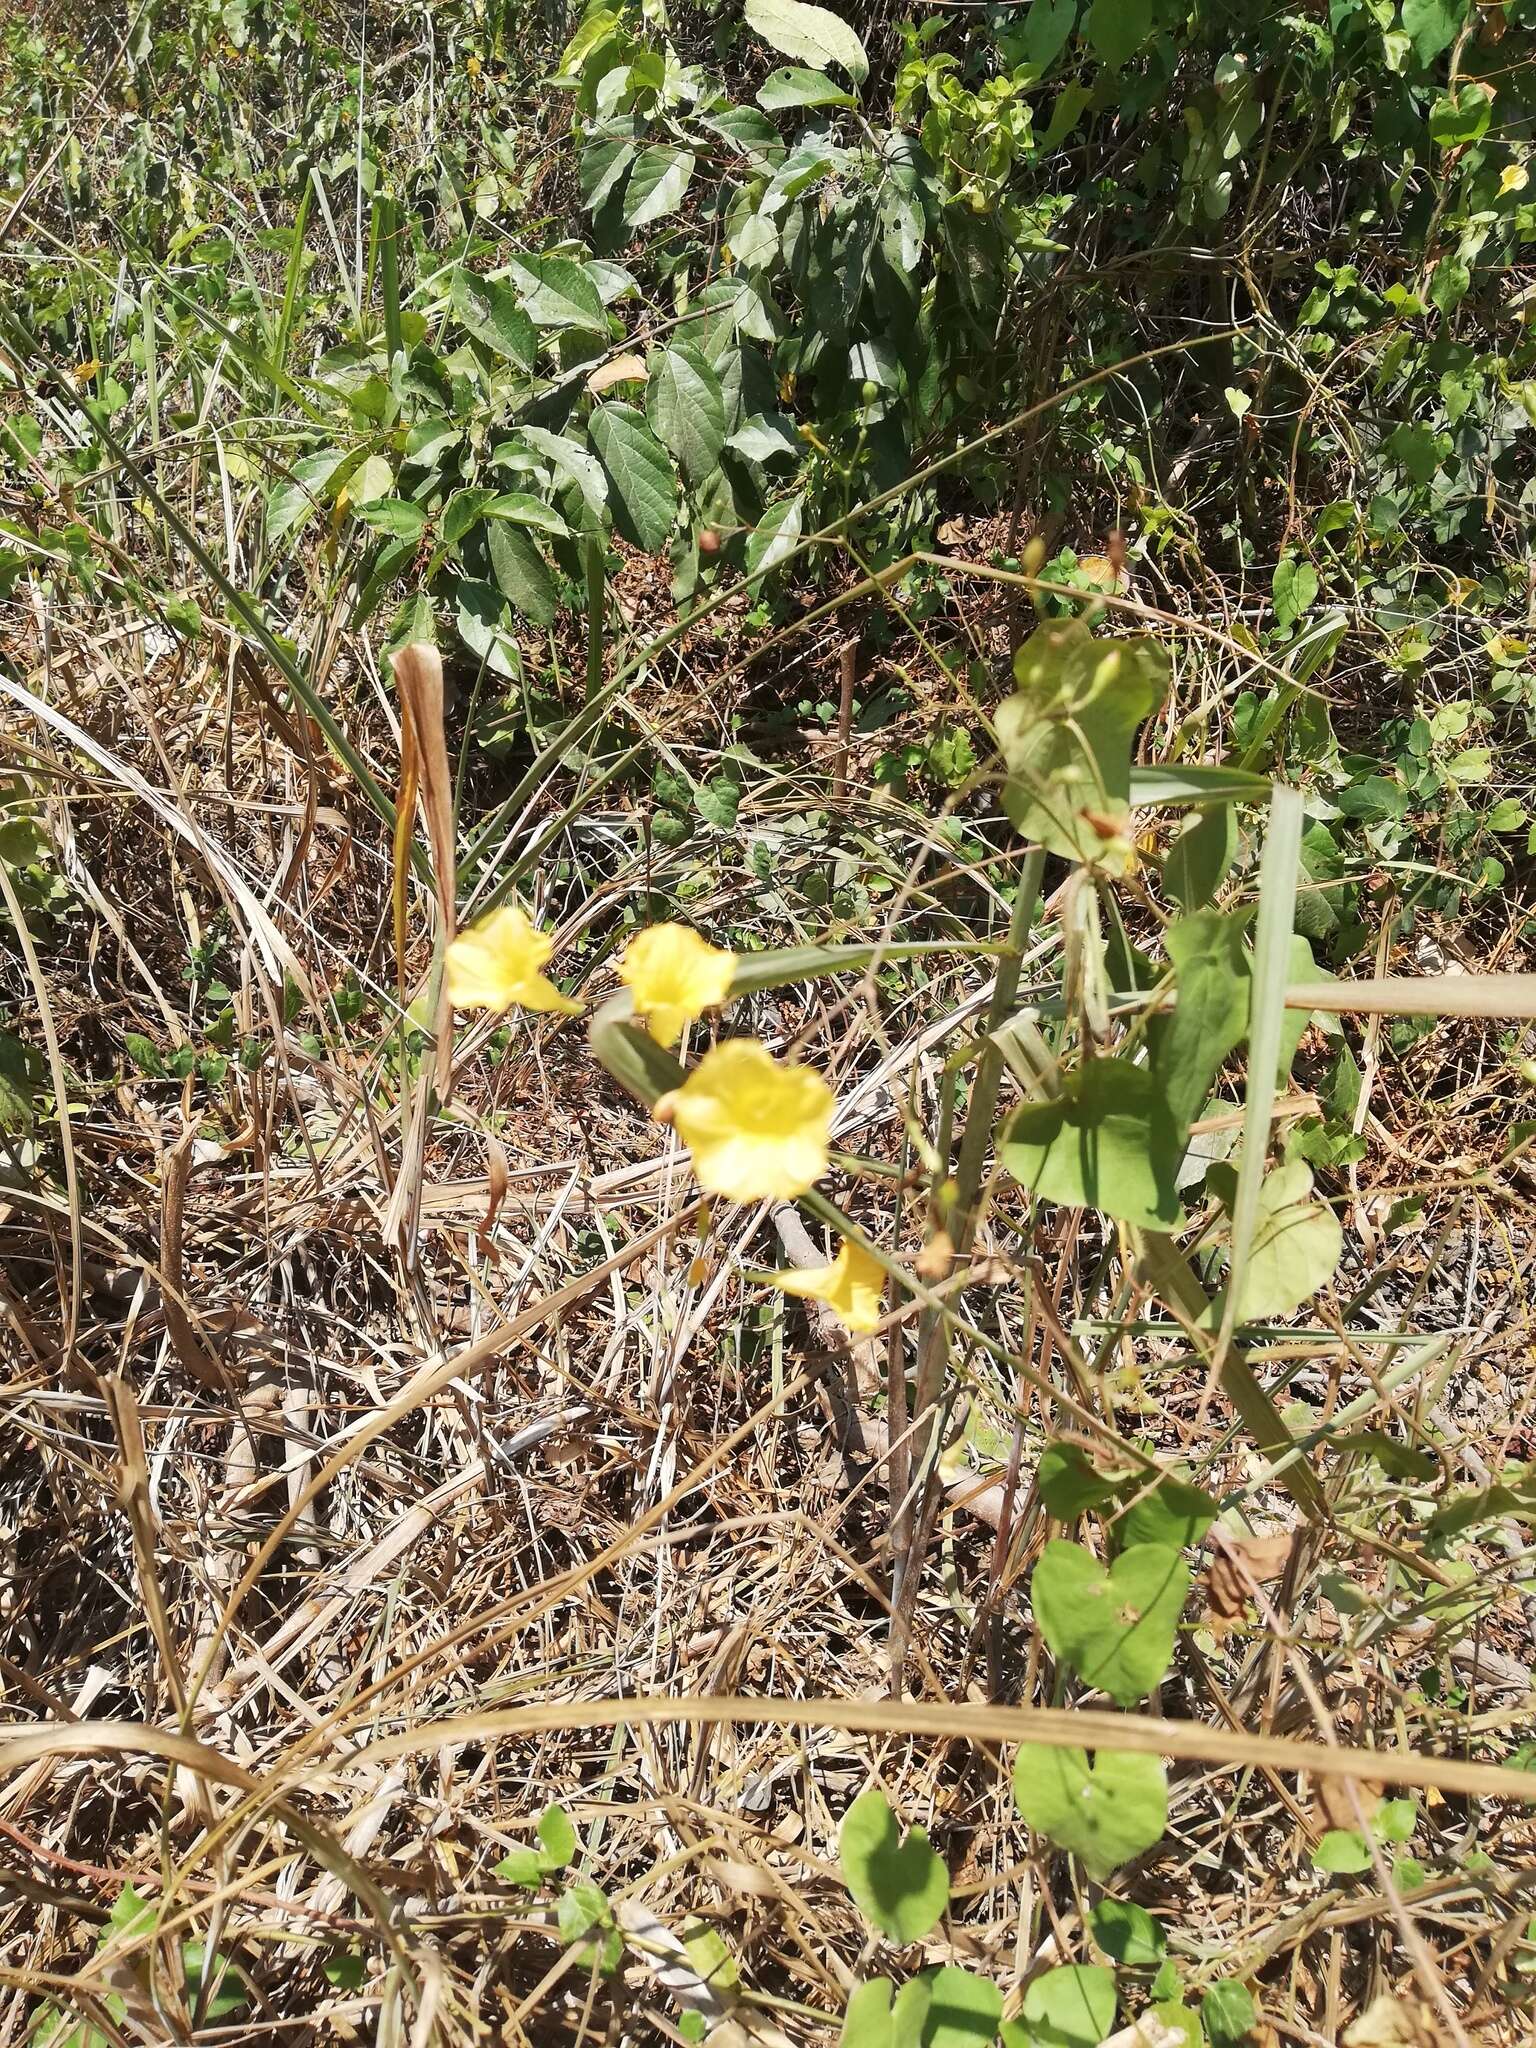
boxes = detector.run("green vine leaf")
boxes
[1210,1159,1343,1321]
[1150,907,1251,1133]
[838,1786,949,1943]
[1012,1745,1168,1881]
[589,403,678,552]
[1002,1059,1184,1231]
[996,619,1167,869]
[1011,1964,1117,2048]
[1031,1538,1189,1703]
[743,0,869,83]
[893,1967,1003,2048]
[645,342,726,483]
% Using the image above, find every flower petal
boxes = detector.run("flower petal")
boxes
[663,1039,833,1203]
[618,924,736,1046]
[445,905,582,1015]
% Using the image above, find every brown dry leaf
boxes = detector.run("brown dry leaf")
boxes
[1342,1992,1447,2047]
[1206,1531,1295,1621]
[965,1253,1012,1287]
[917,1229,954,1281]
[1315,1772,1385,1833]
[587,352,647,394]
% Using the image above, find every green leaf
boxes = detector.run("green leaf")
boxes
[1017,0,1077,73]
[537,1803,578,1869]
[1089,1898,1166,1967]
[488,521,556,626]
[355,497,427,539]
[580,135,636,212]
[1429,82,1493,145]
[1017,1966,1117,2048]
[1217,1160,1343,1321]
[163,593,203,639]
[443,487,499,548]
[838,1786,949,1943]
[696,768,743,830]
[183,1940,246,2020]
[840,1979,896,2048]
[995,619,1167,868]
[646,343,727,483]
[624,145,695,227]
[451,268,537,366]
[495,1847,545,1887]
[1164,805,1237,911]
[487,492,570,537]
[322,1947,367,1990]
[1120,1474,1218,1551]
[557,1881,623,1972]
[1374,1797,1417,1845]
[1031,1539,1188,1704]
[519,425,610,519]
[124,1031,164,1077]
[892,1968,1002,2048]
[1402,0,1466,66]
[729,411,800,464]
[1002,1059,1184,1232]
[743,0,869,82]
[1312,1829,1372,1874]
[1130,764,1270,805]
[1201,1981,1259,2048]
[590,404,678,552]
[1272,555,1319,633]
[1387,421,1441,486]
[1085,0,1150,66]
[0,1032,34,1133]
[757,66,855,110]
[1037,1443,1127,1520]
[1013,1745,1168,1882]
[1145,2002,1202,2048]
[746,493,804,577]
[1151,908,1251,1132]
[507,253,607,332]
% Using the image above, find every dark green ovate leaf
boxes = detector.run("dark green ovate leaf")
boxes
[757,66,856,111]
[488,521,556,626]
[1089,1898,1167,1967]
[838,1979,895,2048]
[1031,1539,1189,1704]
[1429,82,1493,146]
[1085,0,1150,66]
[995,620,1167,869]
[1002,1059,1184,1232]
[507,253,607,332]
[1150,907,1251,1133]
[838,1786,949,1943]
[1164,803,1238,911]
[450,268,537,367]
[580,135,636,213]
[536,1802,577,1869]
[746,493,804,576]
[519,425,610,519]
[1018,1965,1117,2048]
[624,145,695,228]
[589,404,678,552]
[646,343,727,483]
[0,1032,34,1133]
[1402,0,1466,66]
[1012,1745,1168,1882]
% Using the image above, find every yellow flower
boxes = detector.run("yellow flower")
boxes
[764,1239,885,1334]
[618,923,735,1046]
[658,1039,833,1202]
[444,905,582,1015]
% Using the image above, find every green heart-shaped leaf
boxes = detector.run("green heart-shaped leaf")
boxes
[1215,1160,1343,1321]
[892,1967,1003,2048]
[1016,1964,1117,2048]
[1002,1059,1184,1231]
[839,1787,949,1943]
[1012,1744,1168,1882]
[1032,1539,1189,1703]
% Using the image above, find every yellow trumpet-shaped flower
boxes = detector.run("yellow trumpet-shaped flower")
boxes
[444,904,582,1016]
[658,1039,833,1202]
[618,923,735,1046]
[764,1239,885,1334]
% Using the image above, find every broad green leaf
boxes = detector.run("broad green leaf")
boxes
[580,135,636,212]
[1018,0,1077,73]
[537,1803,577,1869]
[350,452,395,505]
[1312,1828,1372,1874]
[1150,908,1251,1132]
[995,619,1167,868]
[746,493,803,576]
[355,497,426,539]
[451,269,537,367]
[1012,1745,1168,1882]
[590,403,678,552]
[495,1847,545,1887]
[507,253,607,332]
[838,1786,949,1943]
[1002,1059,1184,1232]
[488,522,556,626]
[624,145,695,227]
[1272,555,1319,633]
[1402,0,1465,65]
[1037,1442,1127,1520]
[0,1032,34,1133]
[1145,2002,1202,2048]
[840,1980,896,2048]
[1130,763,1270,805]
[1085,0,1150,66]
[758,66,856,110]
[454,579,521,678]
[1201,1982,1259,2048]
[1164,804,1238,910]
[1429,82,1492,145]
[743,0,869,83]
[519,425,609,518]
[1120,1474,1217,1551]
[1089,1898,1166,1966]
[1374,1797,1417,1844]
[1031,1538,1188,1704]
[1215,1160,1343,1321]
[487,492,570,537]
[442,486,499,548]
[557,1881,624,1973]
[266,448,345,543]
[892,1968,1002,2048]
[729,410,800,464]
[1017,1965,1116,2048]
[646,343,726,483]
[182,1940,246,2020]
